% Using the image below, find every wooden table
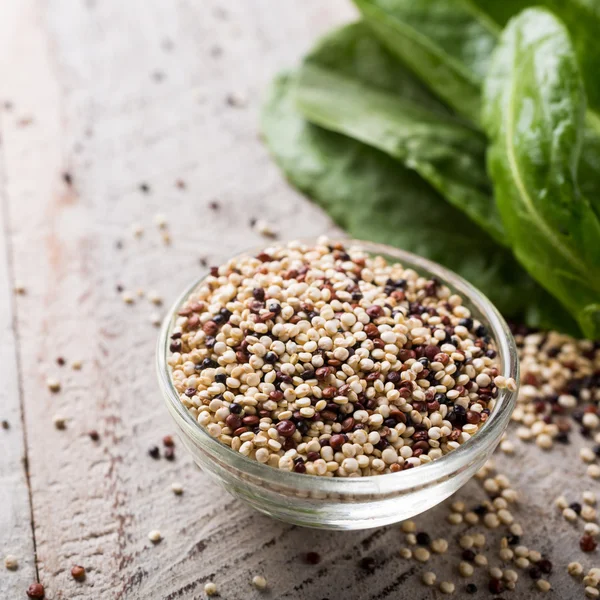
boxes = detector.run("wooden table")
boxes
[1,2,596,598]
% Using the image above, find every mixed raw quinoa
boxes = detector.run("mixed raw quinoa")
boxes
[167,239,515,476]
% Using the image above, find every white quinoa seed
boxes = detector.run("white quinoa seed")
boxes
[458,561,474,577]
[413,547,430,562]
[171,482,183,495]
[536,579,551,592]
[586,587,600,599]
[583,491,597,505]
[14,281,26,294]
[122,291,135,304]
[252,575,267,590]
[46,378,61,393]
[4,555,18,570]
[421,571,436,586]
[167,239,503,478]
[439,581,455,594]
[588,464,600,479]
[567,562,583,577]
[148,530,162,543]
[53,415,67,430]
[204,582,218,596]
[399,548,412,559]
[71,360,82,370]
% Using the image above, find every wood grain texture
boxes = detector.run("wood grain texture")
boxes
[0,1,596,599]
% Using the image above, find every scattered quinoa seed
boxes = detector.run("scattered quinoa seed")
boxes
[53,415,67,430]
[252,575,267,590]
[4,554,18,570]
[439,581,455,594]
[148,530,162,543]
[71,565,85,580]
[171,482,183,495]
[204,581,218,596]
[88,430,100,441]
[26,583,45,598]
[421,571,436,586]
[46,378,61,393]
[14,281,26,294]
[71,360,82,370]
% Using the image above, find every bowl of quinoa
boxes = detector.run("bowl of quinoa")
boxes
[157,238,518,529]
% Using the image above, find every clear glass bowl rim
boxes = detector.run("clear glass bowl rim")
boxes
[156,238,518,497]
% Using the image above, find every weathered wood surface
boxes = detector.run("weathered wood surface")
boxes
[0,1,596,599]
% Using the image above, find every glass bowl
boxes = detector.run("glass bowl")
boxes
[156,239,518,530]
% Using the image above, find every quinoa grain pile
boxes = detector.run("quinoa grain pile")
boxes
[168,239,514,476]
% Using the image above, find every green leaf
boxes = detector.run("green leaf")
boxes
[295,22,505,244]
[352,0,498,122]
[261,70,579,333]
[471,0,600,121]
[483,8,600,338]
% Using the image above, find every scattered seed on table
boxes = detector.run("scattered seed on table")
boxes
[71,565,85,580]
[163,435,174,447]
[26,583,45,599]
[122,291,135,304]
[536,579,551,592]
[148,291,162,305]
[586,587,600,598]
[421,571,436,586]
[138,183,150,194]
[56,357,66,366]
[439,581,455,594]
[474,554,488,567]
[148,530,162,543]
[1,420,9,430]
[148,446,160,459]
[588,464,600,479]
[562,507,578,522]
[399,547,412,559]
[131,223,144,237]
[359,557,376,572]
[416,532,431,546]
[583,491,597,505]
[164,447,175,461]
[88,430,100,442]
[14,281,26,294]
[151,313,162,327]
[581,535,598,552]
[175,179,186,190]
[414,547,430,563]
[171,482,184,495]
[252,575,267,590]
[458,562,474,577]
[585,523,600,536]
[71,360,82,370]
[305,552,321,565]
[53,415,66,430]
[465,583,477,594]
[153,214,168,229]
[431,538,448,554]
[4,554,18,570]
[584,574,599,587]
[204,582,218,596]
[582,505,597,521]
[46,378,60,393]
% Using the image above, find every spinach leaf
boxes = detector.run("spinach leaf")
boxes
[352,0,498,122]
[483,8,600,338]
[471,0,600,122]
[261,71,579,333]
[295,22,505,244]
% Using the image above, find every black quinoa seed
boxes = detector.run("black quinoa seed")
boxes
[139,182,150,193]
[528,566,541,580]
[569,502,582,515]
[416,532,431,546]
[465,583,477,594]
[462,549,475,562]
[148,446,160,459]
[507,534,520,546]
[305,552,321,565]
[215,373,227,384]
[164,447,175,461]
[359,557,376,573]
[488,579,504,594]
[538,559,552,574]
